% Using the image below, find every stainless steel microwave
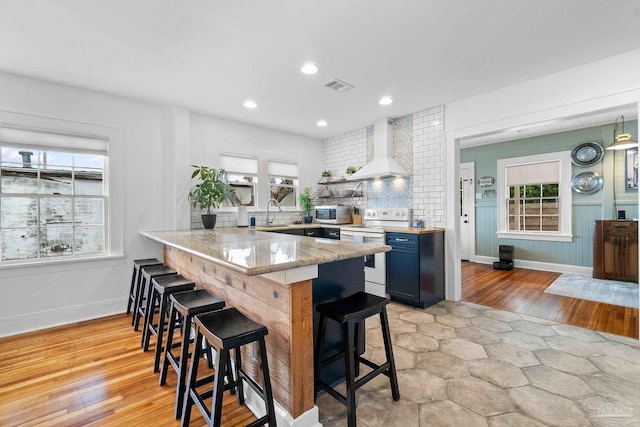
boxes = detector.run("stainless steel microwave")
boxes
[314,205,352,224]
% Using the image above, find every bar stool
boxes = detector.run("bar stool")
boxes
[181,308,277,427]
[314,291,400,427]
[133,265,177,332]
[127,258,163,319]
[142,275,196,372]
[160,289,226,419]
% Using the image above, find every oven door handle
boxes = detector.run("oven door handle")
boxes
[341,231,385,239]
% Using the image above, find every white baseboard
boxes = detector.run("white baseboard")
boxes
[243,383,321,427]
[474,256,593,276]
[0,297,124,338]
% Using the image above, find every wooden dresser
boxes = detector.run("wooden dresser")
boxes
[593,220,638,282]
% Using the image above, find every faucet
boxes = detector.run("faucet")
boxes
[266,198,282,225]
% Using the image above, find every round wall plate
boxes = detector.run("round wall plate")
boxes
[571,171,603,194]
[570,142,604,166]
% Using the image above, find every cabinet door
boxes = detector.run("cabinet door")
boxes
[324,228,341,240]
[304,228,322,237]
[273,229,305,236]
[386,247,419,301]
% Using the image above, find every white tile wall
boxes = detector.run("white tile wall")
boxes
[190,208,304,229]
[412,106,446,226]
[320,105,446,226]
[320,127,368,212]
[322,128,368,177]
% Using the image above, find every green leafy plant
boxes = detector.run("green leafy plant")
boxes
[298,186,315,215]
[321,169,332,177]
[346,166,357,175]
[188,165,229,214]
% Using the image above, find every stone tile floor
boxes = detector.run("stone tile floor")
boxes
[316,300,640,427]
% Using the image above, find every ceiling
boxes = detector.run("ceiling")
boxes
[1,0,639,140]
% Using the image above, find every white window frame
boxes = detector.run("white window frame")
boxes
[0,111,123,266]
[219,153,258,210]
[497,151,573,242]
[267,159,299,211]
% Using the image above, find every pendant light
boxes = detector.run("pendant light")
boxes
[606,115,637,150]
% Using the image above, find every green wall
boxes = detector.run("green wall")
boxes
[461,120,638,267]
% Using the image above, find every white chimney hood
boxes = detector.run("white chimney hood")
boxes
[347,118,409,180]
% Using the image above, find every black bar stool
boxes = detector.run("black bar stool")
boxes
[160,289,226,419]
[181,308,277,427]
[133,265,177,332]
[127,258,163,319]
[142,275,196,372]
[314,291,400,427]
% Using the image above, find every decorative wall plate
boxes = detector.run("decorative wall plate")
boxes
[477,176,495,187]
[571,171,603,194]
[570,142,604,166]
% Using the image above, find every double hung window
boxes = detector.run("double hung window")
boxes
[0,126,108,261]
[268,160,299,208]
[219,153,258,208]
[497,151,572,242]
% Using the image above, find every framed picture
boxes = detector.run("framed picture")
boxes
[625,147,638,191]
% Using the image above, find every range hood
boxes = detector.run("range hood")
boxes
[347,118,409,180]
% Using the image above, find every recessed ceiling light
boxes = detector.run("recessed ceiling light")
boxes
[379,96,393,105]
[243,100,257,109]
[317,120,328,127]
[301,62,319,75]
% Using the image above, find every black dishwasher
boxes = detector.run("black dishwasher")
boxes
[386,231,444,308]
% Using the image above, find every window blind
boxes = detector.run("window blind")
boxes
[219,153,258,175]
[506,160,560,186]
[0,125,108,155]
[268,160,298,178]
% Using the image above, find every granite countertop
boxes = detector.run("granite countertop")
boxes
[256,223,445,234]
[140,228,390,276]
[254,224,325,231]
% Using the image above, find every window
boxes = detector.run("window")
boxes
[268,160,299,208]
[0,126,108,261]
[497,151,572,242]
[219,153,258,208]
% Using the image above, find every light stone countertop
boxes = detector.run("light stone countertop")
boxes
[140,228,390,276]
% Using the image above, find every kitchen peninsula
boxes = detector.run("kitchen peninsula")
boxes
[140,228,390,424]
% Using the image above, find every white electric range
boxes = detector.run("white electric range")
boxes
[340,208,411,297]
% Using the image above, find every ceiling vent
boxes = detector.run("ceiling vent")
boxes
[325,78,354,93]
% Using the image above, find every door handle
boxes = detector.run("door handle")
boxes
[395,238,409,242]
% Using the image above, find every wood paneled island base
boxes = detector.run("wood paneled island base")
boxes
[164,245,314,418]
[141,227,390,425]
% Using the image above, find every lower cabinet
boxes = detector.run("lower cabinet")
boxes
[593,220,638,282]
[270,226,340,239]
[386,231,444,308]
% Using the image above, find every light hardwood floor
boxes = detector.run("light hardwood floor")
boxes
[0,314,257,426]
[462,261,639,339]
[1,264,637,426]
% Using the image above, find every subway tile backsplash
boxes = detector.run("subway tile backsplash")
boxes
[321,105,445,226]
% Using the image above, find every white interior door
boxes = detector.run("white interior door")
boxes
[459,162,475,261]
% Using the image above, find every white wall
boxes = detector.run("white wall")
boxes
[188,113,323,228]
[0,72,167,336]
[0,72,322,337]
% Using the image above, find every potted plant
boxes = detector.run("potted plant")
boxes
[321,169,332,182]
[298,187,315,223]
[188,165,228,229]
[346,166,357,176]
